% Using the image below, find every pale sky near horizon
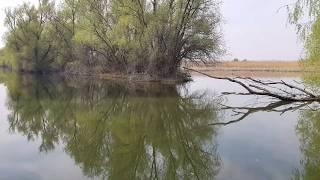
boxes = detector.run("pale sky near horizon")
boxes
[0,0,303,60]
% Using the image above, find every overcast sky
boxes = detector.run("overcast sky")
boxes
[222,0,303,60]
[0,0,303,60]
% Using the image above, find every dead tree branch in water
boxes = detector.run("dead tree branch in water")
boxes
[183,67,320,126]
[184,67,320,102]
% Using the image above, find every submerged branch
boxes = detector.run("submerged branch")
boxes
[210,101,312,126]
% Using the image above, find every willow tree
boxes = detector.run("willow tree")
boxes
[289,0,320,65]
[4,0,58,72]
[75,0,223,77]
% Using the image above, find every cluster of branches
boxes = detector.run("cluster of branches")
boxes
[185,67,320,102]
[2,0,223,78]
[185,67,320,126]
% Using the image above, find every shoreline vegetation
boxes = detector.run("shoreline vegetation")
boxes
[0,0,223,82]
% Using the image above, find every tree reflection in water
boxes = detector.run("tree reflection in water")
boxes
[289,75,320,180]
[3,74,221,180]
[291,105,320,180]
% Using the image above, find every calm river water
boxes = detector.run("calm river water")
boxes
[0,73,319,180]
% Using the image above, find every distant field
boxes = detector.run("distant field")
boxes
[186,61,308,77]
[189,61,301,70]
[215,61,300,69]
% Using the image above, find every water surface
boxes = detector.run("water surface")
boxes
[0,73,319,180]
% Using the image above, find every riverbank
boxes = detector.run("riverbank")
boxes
[0,64,192,83]
[1,60,317,81]
[72,72,192,84]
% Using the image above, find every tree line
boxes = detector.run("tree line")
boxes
[0,0,223,79]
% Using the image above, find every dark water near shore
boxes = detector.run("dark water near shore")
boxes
[0,73,319,180]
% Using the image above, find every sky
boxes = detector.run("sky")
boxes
[0,0,303,60]
[221,0,303,60]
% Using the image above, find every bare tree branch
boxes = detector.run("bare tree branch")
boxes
[184,67,320,102]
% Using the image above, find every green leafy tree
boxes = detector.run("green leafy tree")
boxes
[81,0,223,76]
[3,0,223,79]
[4,0,58,72]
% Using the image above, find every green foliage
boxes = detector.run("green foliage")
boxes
[4,1,59,72]
[289,0,320,65]
[3,0,223,78]
[0,48,17,69]
[305,18,320,65]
